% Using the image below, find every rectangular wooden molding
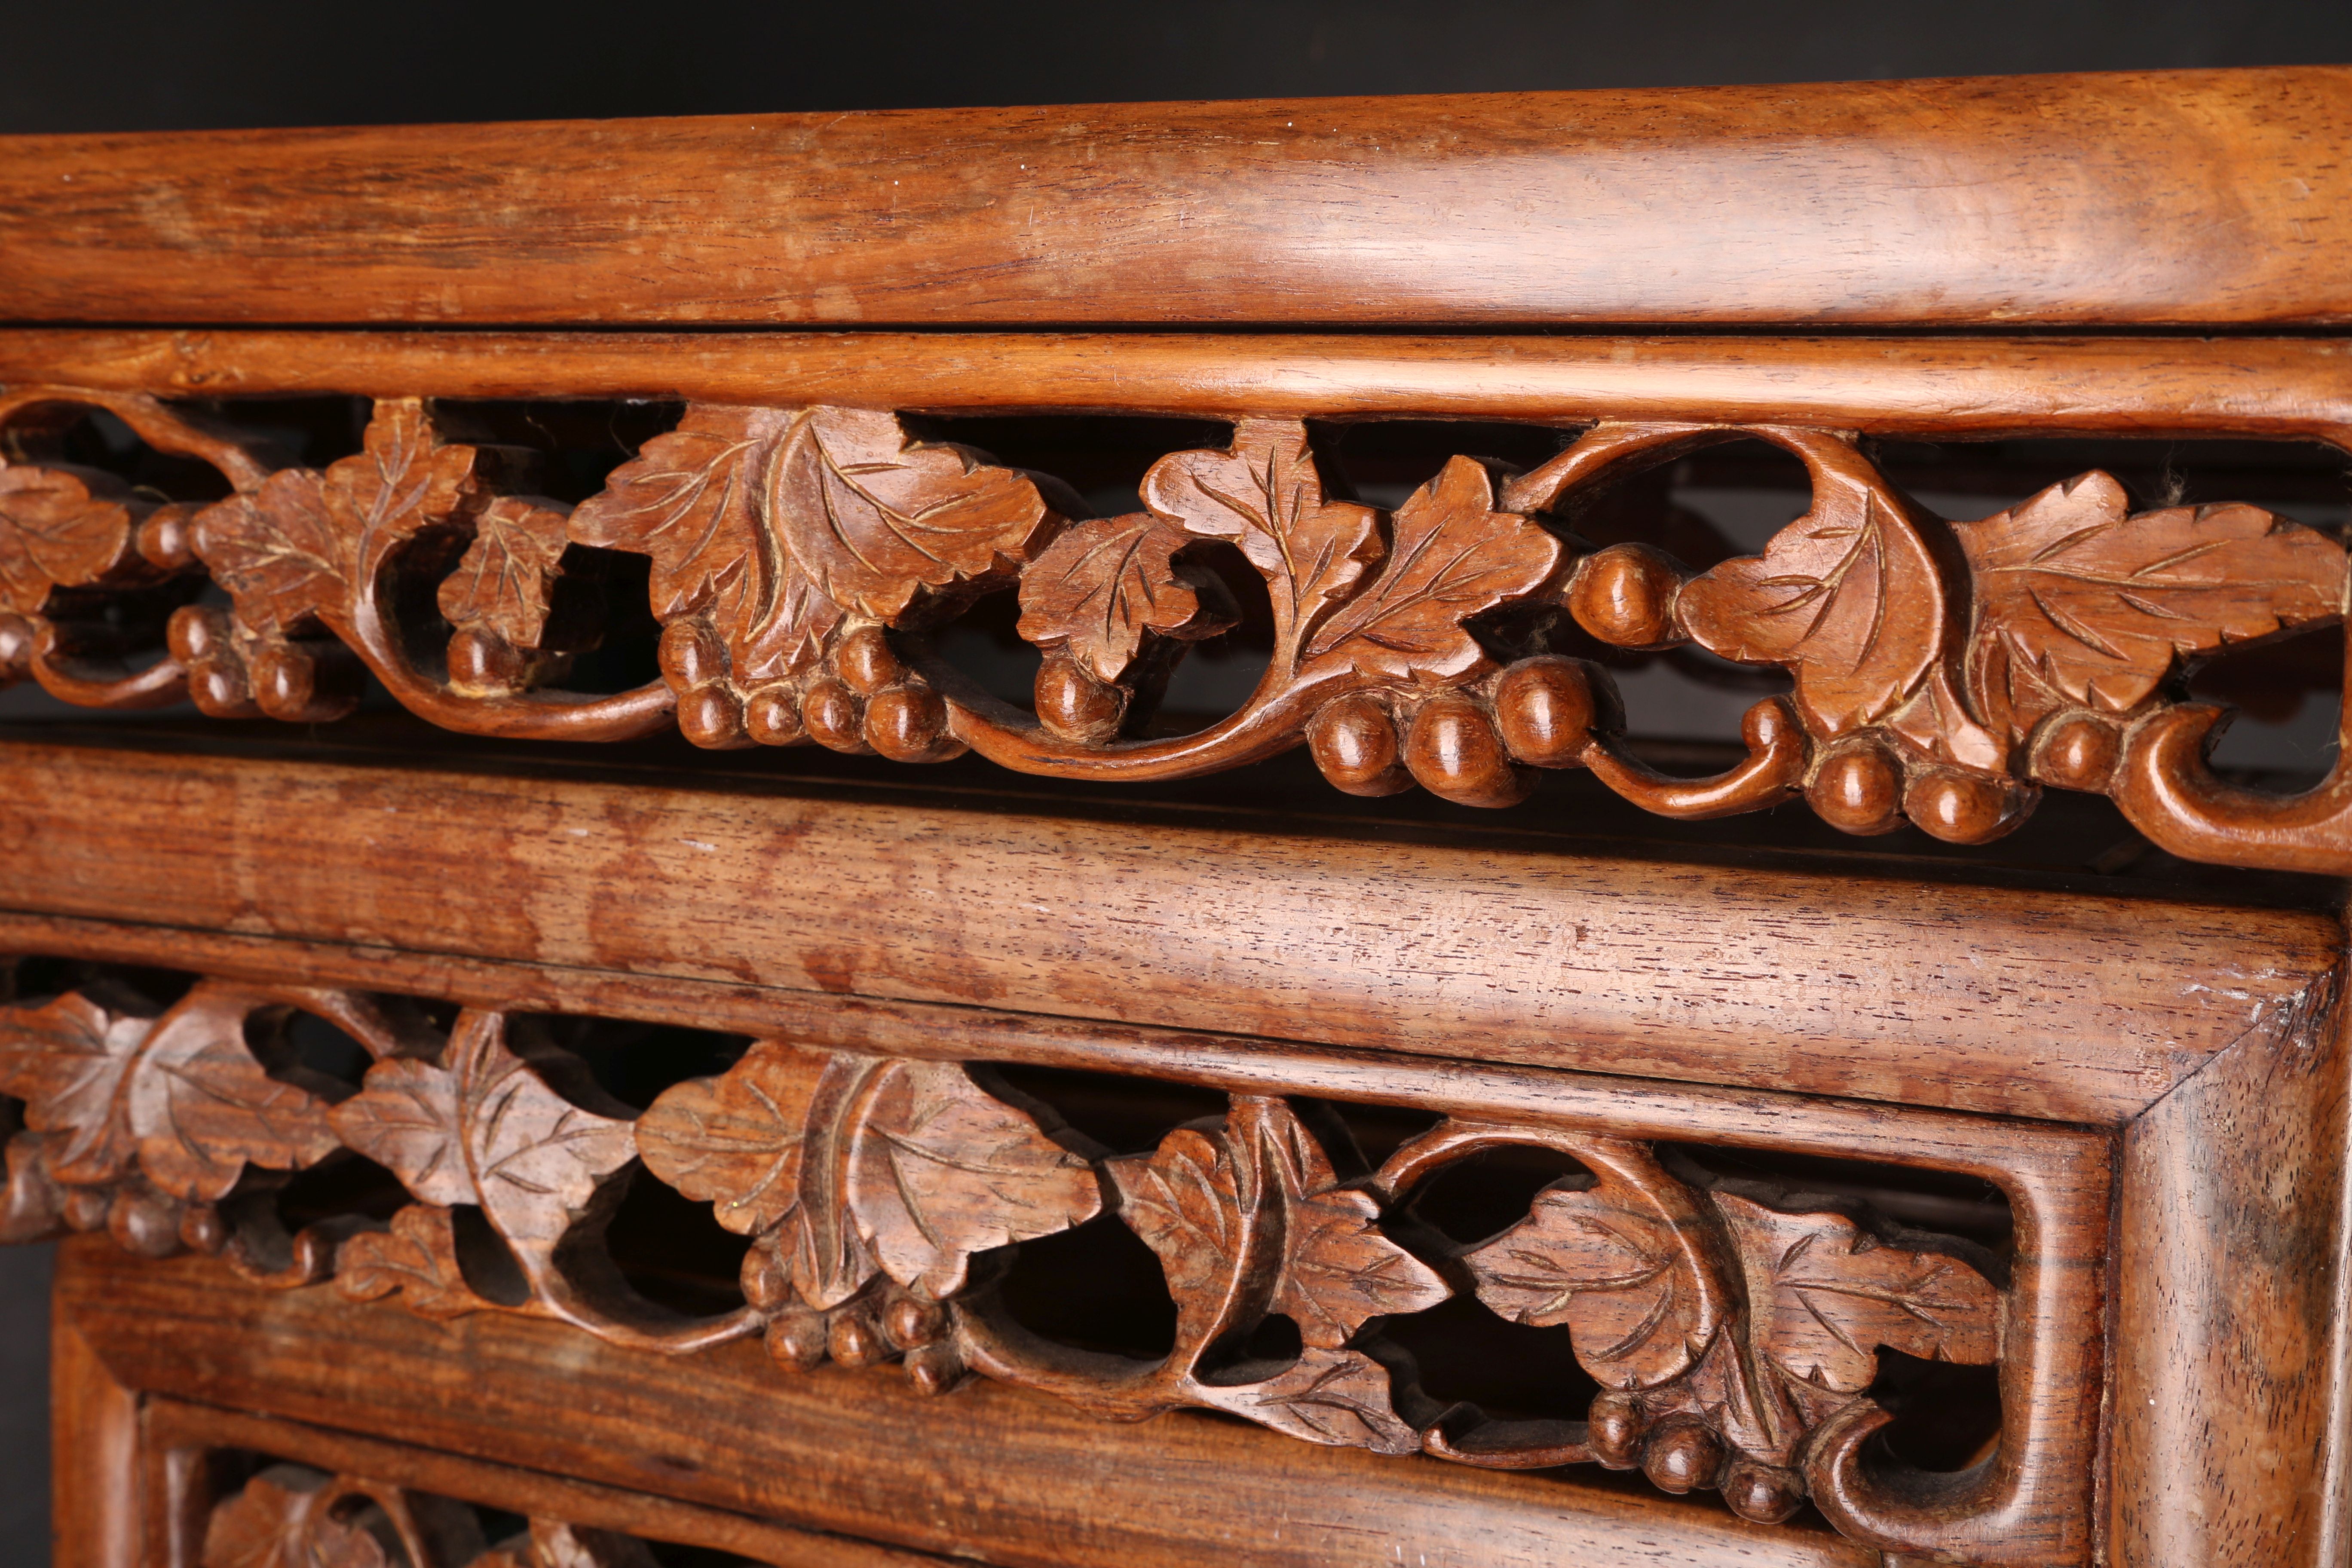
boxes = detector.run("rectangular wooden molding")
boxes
[3,68,2348,328]
[0,737,2333,1123]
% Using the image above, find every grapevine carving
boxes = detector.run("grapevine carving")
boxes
[202,1464,667,1568]
[3,969,2014,1552]
[1,387,2344,869]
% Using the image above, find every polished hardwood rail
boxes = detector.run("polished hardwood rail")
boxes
[2,69,2347,327]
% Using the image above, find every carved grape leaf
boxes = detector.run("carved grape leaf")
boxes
[0,459,141,616]
[330,1011,636,1257]
[571,405,1059,685]
[1108,1124,1250,1329]
[1678,457,1946,735]
[851,1058,1103,1299]
[1015,512,1235,681]
[638,1042,1099,1308]
[195,399,488,637]
[334,1204,497,1321]
[0,990,149,1185]
[194,471,344,635]
[1301,456,1563,683]
[515,1521,660,1568]
[439,495,573,649]
[0,984,343,1200]
[124,986,350,1201]
[1110,1097,1446,1354]
[1209,1346,1424,1455]
[771,407,1059,624]
[1463,1147,1728,1390]
[1141,419,1382,650]
[1713,1191,2001,1395]
[1952,471,2350,741]
[567,406,796,658]
[634,1039,821,1237]
[202,1468,391,1568]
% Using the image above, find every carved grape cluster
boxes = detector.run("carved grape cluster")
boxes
[1306,655,1602,806]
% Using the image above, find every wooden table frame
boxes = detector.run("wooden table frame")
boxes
[4,66,2350,1568]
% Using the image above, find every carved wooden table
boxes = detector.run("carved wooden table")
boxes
[3,66,2349,1568]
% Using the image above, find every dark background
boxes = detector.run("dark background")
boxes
[3,1,2350,1559]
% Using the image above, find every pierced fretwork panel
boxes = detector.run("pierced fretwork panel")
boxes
[0,387,2346,872]
[196,1458,748,1568]
[2,962,2096,1562]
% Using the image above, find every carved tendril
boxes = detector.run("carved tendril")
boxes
[1,390,2344,869]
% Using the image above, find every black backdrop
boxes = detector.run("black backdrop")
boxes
[2,1,2349,1559]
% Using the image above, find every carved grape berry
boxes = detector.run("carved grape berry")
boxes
[60,1186,109,1233]
[1720,1458,1807,1524]
[135,503,200,572]
[656,619,728,691]
[2033,710,2123,792]
[903,1340,965,1396]
[1035,656,1128,744]
[251,641,358,725]
[1405,691,1535,808]
[446,626,527,694]
[1566,543,1684,648]
[743,686,805,747]
[764,1312,828,1373]
[884,1293,946,1351]
[1904,767,2031,845]
[1588,1390,1643,1470]
[677,685,751,750]
[865,683,962,763]
[1491,655,1599,767]
[1808,741,1907,836]
[1639,1416,1724,1494]
[107,1185,184,1259]
[189,660,256,718]
[740,1244,791,1311]
[178,1202,228,1256]
[1306,693,1411,796]
[800,677,872,754]
[827,1305,886,1368]
[166,604,226,666]
[834,625,904,696]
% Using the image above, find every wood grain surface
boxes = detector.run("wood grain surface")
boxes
[3,331,2349,444]
[2110,968,2352,1567]
[142,1399,955,1568]
[50,1317,139,1568]
[0,739,2332,1125]
[60,1241,1877,1568]
[1,69,2347,328]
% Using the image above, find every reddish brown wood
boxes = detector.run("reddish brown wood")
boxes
[3,330,2350,441]
[2110,965,2352,1566]
[4,70,2349,1566]
[142,1399,956,1568]
[52,1317,141,1568]
[3,70,2349,329]
[11,387,2348,868]
[60,1239,1886,1568]
[0,740,2328,1124]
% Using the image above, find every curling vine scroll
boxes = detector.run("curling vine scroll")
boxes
[2,388,2345,872]
[1,966,2081,1560]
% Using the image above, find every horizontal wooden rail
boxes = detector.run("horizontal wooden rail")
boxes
[2,330,2349,443]
[2,69,2347,329]
[0,738,2332,1124]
